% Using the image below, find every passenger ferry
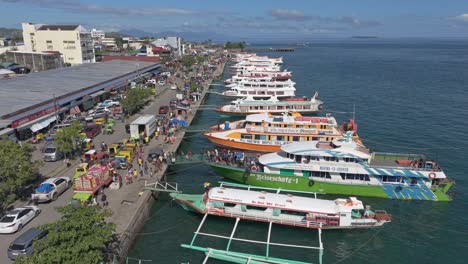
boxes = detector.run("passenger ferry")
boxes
[204,112,360,152]
[232,65,282,75]
[170,185,391,230]
[216,93,324,115]
[209,132,454,201]
[223,83,296,98]
[225,71,292,85]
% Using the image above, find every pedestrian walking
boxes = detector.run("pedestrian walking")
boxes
[101,193,108,207]
[133,169,138,179]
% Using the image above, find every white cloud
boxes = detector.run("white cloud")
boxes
[270,9,308,21]
[453,14,468,22]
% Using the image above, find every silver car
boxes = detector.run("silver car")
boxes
[42,145,63,162]
[7,228,48,260]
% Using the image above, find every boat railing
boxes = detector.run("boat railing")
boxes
[311,177,380,186]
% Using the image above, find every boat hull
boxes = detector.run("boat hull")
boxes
[208,163,452,201]
[204,133,281,152]
[171,191,387,230]
[214,109,320,115]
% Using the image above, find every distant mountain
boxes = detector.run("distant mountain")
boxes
[118,29,156,38]
[0,27,22,40]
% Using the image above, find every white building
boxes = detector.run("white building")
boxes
[22,22,95,65]
[152,36,182,56]
[90,29,105,39]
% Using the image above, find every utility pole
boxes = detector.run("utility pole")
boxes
[53,93,59,122]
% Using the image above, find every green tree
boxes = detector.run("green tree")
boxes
[0,137,39,205]
[181,55,196,68]
[121,87,154,115]
[196,55,206,64]
[224,41,245,50]
[15,205,116,264]
[54,121,85,158]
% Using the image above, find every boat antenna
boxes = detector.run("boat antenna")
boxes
[352,103,356,121]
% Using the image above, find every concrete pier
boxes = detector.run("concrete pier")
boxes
[112,62,226,262]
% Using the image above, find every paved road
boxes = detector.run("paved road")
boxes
[0,83,178,263]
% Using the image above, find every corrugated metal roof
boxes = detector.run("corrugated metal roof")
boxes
[0,60,158,118]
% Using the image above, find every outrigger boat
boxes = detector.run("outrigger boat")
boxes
[147,181,325,264]
[170,183,391,229]
[204,112,360,152]
[209,132,454,201]
[216,93,323,115]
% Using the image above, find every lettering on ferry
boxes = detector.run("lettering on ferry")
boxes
[319,166,349,172]
[255,175,299,184]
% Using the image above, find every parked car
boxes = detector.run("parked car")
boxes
[7,228,48,260]
[83,124,101,138]
[146,79,157,86]
[99,100,120,108]
[87,106,110,115]
[170,100,178,109]
[42,144,63,162]
[159,105,170,114]
[31,177,71,203]
[158,79,165,85]
[0,206,41,234]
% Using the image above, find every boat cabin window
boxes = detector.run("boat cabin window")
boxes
[246,205,267,211]
[295,155,302,163]
[381,175,401,183]
[224,203,237,208]
[281,210,306,217]
[241,134,252,139]
[292,136,300,142]
[340,173,371,181]
[277,135,284,141]
[311,171,331,179]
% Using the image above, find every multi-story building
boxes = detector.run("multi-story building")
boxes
[6,51,63,72]
[90,29,105,39]
[22,22,95,65]
[152,36,182,56]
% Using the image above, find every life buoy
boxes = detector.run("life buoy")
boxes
[308,179,314,187]
[428,173,436,179]
[318,104,324,111]
[251,165,258,172]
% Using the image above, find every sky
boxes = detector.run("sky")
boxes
[1,0,468,41]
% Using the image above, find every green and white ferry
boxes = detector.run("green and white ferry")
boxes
[209,133,454,201]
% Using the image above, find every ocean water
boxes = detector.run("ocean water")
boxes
[128,39,468,264]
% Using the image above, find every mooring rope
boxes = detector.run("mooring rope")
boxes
[333,228,384,264]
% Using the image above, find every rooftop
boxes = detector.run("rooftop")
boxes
[207,187,359,214]
[37,25,79,31]
[0,60,157,118]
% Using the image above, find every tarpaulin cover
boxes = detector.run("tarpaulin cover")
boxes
[36,183,53,193]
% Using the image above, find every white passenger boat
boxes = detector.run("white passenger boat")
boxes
[216,93,323,115]
[209,132,454,201]
[170,183,391,230]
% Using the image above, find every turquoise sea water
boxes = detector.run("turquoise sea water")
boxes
[129,39,468,264]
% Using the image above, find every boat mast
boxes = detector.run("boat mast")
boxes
[352,103,356,121]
